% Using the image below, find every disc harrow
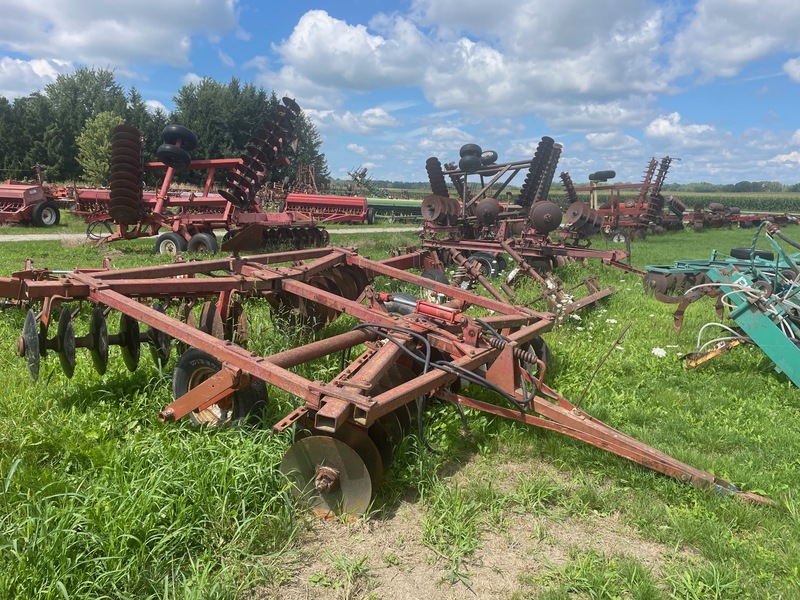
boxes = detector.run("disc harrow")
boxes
[81,98,328,255]
[0,247,771,515]
[417,140,639,319]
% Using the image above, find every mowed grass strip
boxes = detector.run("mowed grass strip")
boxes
[0,224,798,598]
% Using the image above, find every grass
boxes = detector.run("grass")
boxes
[0,223,799,597]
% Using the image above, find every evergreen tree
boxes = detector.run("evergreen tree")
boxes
[44,67,127,179]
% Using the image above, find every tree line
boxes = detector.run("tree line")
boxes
[0,67,329,188]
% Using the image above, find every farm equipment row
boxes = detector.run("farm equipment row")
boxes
[643,222,800,387]
[0,245,770,516]
[70,97,330,254]
[409,139,638,317]
[561,159,797,239]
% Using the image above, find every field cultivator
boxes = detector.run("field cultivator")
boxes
[417,139,638,317]
[644,223,800,386]
[687,202,798,231]
[0,246,770,514]
[562,157,684,240]
[77,97,328,253]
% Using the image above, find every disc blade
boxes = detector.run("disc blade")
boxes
[280,435,372,518]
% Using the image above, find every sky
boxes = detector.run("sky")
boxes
[1,0,799,185]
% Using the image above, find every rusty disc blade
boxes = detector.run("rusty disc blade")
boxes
[112,131,141,145]
[108,191,141,205]
[108,204,140,224]
[118,313,141,371]
[280,435,372,518]
[327,423,384,492]
[218,188,246,208]
[89,306,109,375]
[197,301,225,339]
[110,170,142,187]
[111,146,142,163]
[146,303,172,366]
[111,137,143,155]
[56,306,76,378]
[21,309,40,381]
[113,124,141,137]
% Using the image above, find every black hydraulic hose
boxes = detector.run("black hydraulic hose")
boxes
[775,229,800,251]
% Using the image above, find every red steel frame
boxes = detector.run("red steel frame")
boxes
[0,247,769,503]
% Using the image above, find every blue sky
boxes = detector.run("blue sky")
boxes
[1,0,799,184]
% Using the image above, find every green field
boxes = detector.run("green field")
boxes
[0,225,799,599]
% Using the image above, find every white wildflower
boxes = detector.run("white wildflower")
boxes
[615,345,624,351]
[651,347,667,358]
[605,318,618,324]
[576,326,584,331]
[570,314,582,321]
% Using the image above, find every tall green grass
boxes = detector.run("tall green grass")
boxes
[0,225,798,597]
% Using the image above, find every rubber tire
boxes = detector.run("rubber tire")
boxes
[366,206,377,225]
[156,143,192,170]
[155,232,188,255]
[187,232,219,253]
[459,143,482,158]
[172,348,268,426]
[480,150,498,165]
[609,229,628,244]
[31,201,60,227]
[730,247,774,261]
[161,124,198,152]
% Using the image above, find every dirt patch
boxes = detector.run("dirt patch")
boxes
[256,460,692,599]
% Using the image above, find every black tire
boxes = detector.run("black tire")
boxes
[588,170,616,181]
[470,252,500,276]
[468,255,496,277]
[187,232,219,253]
[87,219,114,240]
[161,125,198,152]
[609,229,628,244]
[173,348,268,426]
[480,150,498,165]
[366,206,377,225]
[154,232,188,255]
[459,143,482,158]
[421,268,449,285]
[156,143,192,170]
[730,247,774,261]
[31,201,60,227]
[459,154,482,173]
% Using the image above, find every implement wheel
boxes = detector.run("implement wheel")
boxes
[32,201,61,227]
[155,232,187,255]
[173,348,268,426]
[187,232,219,254]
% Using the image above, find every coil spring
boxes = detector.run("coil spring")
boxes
[484,335,539,364]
